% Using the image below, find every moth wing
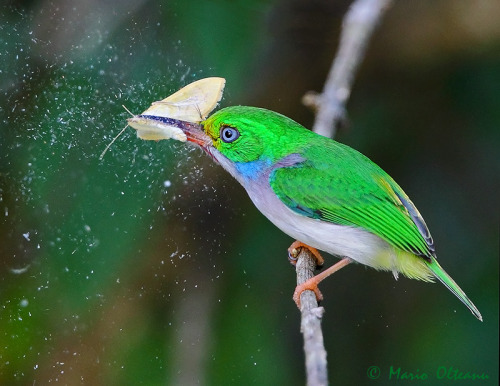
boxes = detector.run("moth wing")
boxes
[142,77,225,122]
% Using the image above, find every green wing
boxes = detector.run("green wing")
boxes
[270,141,434,258]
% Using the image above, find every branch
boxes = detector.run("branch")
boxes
[296,0,393,384]
[304,0,393,139]
[296,249,328,386]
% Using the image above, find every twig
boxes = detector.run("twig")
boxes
[296,0,393,384]
[304,0,393,139]
[296,249,328,386]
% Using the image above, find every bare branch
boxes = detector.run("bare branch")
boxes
[296,249,328,386]
[305,0,393,139]
[296,0,393,384]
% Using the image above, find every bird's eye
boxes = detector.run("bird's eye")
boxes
[220,126,240,143]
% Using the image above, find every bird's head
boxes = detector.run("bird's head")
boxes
[181,106,313,168]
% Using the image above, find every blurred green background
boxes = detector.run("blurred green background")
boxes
[1,0,498,384]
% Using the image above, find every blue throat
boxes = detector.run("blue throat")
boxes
[233,153,305,182]
[234,159,271,182]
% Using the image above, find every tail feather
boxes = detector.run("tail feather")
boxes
[426,257,482,321]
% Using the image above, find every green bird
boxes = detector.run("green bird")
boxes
[154,105,482,321]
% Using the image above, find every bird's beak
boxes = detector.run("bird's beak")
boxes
[127,115,211,147]
[178,121,212,148]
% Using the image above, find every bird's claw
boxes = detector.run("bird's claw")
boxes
[287,247,299,265]
[293,278,324,309]
[287,241,324,269]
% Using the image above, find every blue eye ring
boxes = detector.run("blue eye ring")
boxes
[220,126,240,143]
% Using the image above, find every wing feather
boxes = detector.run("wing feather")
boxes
[269,141,434,258]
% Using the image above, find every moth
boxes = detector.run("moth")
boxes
[100,77,225,159]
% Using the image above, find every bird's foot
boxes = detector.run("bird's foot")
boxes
[287,241,324,269]
[293,257,351,309]
[293,276,324,307]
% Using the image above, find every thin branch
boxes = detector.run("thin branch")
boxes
[304,0,393,139]
[296,0,393,384]
[296,249,328,386]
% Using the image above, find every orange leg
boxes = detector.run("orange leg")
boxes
[293,257,351,308]
[288,241,325,267]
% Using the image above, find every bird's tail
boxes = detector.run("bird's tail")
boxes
[426,257,482,321]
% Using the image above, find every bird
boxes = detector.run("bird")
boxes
[150,105,483,321]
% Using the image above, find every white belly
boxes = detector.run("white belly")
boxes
[247,182,395,270]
